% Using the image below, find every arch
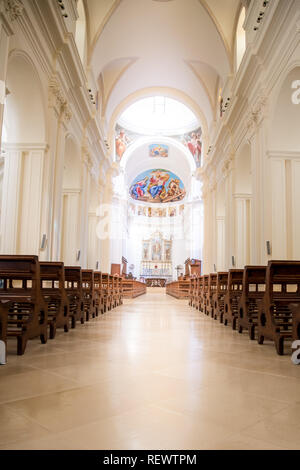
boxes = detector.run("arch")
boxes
[108,87,209,159]
[120,135,197,174]
[2,50,46,144]
[75,0,88,69]
[0,50,47,256]
[266,65,300,261]
[235,6,246,71]
[269,65,300,152]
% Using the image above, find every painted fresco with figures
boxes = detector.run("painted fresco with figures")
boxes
[129,169,185,204]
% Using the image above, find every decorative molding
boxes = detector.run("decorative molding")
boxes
[49,76,72,123]
[245,94,268,136]
[1,142,48,151]
[82,146,93,171]
[62,188,81,194]
[4,0,23,22]
[267,150,300,160]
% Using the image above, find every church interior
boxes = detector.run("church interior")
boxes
[0,0,300,451]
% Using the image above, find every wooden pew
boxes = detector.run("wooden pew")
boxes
[192,277,201,309]
[189,278,196,307]
[223,269,244,329]
[109,275,115,309]
[166,280,190,299]
[64,266,84,327]
[207,274,217,318]
[40,262,70,338]
[0,255,48,355]
[112,276,119,308]
[212,272,228,322]
[257,261,300,355]
[290,304,300,344]
[113,276,123,307]
[0,303,8,364]
[82,270,95,321]
[102,274,113,311]
[238,266,266,340]
[94,271,104,316]
[122,280,147,298]
[202,275,209,315]
[118,277,123,305]
[195,276,203,311]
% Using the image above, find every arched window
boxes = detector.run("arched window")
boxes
[236,7,246,71]
[75,0,87,68]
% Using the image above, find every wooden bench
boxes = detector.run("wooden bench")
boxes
[207,274,217,318]
[212,272,228,322]
[40,262,70,338]
[122,280,147,298]
[223,269,244,329]
[195,276,203,311]
[190,276,200,310]
[290,304,300,343]
[118,277,123,306]
[257,261,300,355]
[103,274,113,311]
[189,278,196,307]
[113,276,123,307]
[166,280,190,299]
[94,271,104,316]
[111,275,119,308]
[238,266,266,340]
[64,266,84,327]
[202,275,209,315]
[102,274,113,311]
[0,255,48,355]
[82,270,95,321]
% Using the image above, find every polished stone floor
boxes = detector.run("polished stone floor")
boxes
[0,288,300,450]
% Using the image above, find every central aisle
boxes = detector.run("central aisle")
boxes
[1,288,300,450]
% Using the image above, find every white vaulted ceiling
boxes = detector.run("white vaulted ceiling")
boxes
[85,0,241,137]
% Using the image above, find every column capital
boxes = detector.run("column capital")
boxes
[49,76,72,123]
[3,0,23,22]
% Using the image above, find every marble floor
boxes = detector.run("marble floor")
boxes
[0,288,300,450]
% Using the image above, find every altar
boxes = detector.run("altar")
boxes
[140,232,173,282]
[145,278,167,287]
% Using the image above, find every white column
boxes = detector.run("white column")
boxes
[216,216,225,271]
[234,195,251,268]
[248,113,269,264]
[291,158,300,259]
[0,146,22,253]
[79,155,91,268]
[1,144,46,254]
[98,171,113,273]
[48,77,72,261]
[270,158,287,259]
[61,189,81,266]
[88,211,98,269]
[224,157,235,269]
[0,1,13,150]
